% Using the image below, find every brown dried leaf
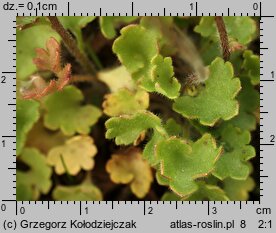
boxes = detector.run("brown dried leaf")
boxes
[33,37,61,73]
[21,37,71,99]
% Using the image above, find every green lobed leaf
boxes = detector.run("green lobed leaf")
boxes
[105,111,164,145]
[113,24,157,91]
[59,16,96,51]
[140,16,176,56]
[43,86,101,136]
[152,55,180,99]
[100,16,138,39]
[223,176,255,201]
[143,129,167,166]
[17,148,52,200]
[156,134,222,197]
[26,119,68,154]
[113,24,180,99]
[173,57,241,126]
[226,77,259,131]
[186,181,229,201]
[242,50,260,85]
[53,184,103,201]
[213,124,256,180]
[17,99,40,155]
[156,169,170,186]
[17,24,60,80]
[223,17,257,45]
[103,88,149,117]
[16,184,34,201]
[16,16,43,30]
[194,16,257,45]
[194,17,217,38]
[161,192,181,201]
[199,38,221,65]
[164,118,183,137]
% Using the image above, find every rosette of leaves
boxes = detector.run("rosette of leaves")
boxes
[16,16,259,201]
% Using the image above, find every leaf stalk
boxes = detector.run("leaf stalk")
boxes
[215,16,230,61]
[47,16,97,76]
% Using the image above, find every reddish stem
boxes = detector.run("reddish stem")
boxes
[215,16,230,61]
[47,16,97,76]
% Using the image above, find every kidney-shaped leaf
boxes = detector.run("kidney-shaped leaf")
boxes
[106,147,153,198]
[223,176,255,201]
[100,16,138,39]
[213,124,255,180]
[194,16,257,45]
[186,181,229,201]
[113,25,180,99]
[43,86,101,135]
[98,66,135,93]
[17,24,60,80]
[242,50,260,85]
[152,55,180,99]
[47,136,97,175]
[113,25,158,91]
[173,58,241,126]
[226,77,259,131]
[105,111,163,145]
[103,88,149,117]
[59,16,96,51]
[156,134,222,197]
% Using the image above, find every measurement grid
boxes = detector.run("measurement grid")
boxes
[0,0,275,232]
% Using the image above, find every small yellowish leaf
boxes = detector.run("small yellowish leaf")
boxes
[47,136,97,175]
[98,66,135,93]
[103,88,149,116]
[106,147,153,198]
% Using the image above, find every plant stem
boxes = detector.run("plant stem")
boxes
[215,16,230,61]
[85,43,104,70]
[47,16,97,75]
[60,154,74,183]
[69,74,96,84]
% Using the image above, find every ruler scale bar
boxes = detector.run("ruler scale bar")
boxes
[0,0,275,232]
